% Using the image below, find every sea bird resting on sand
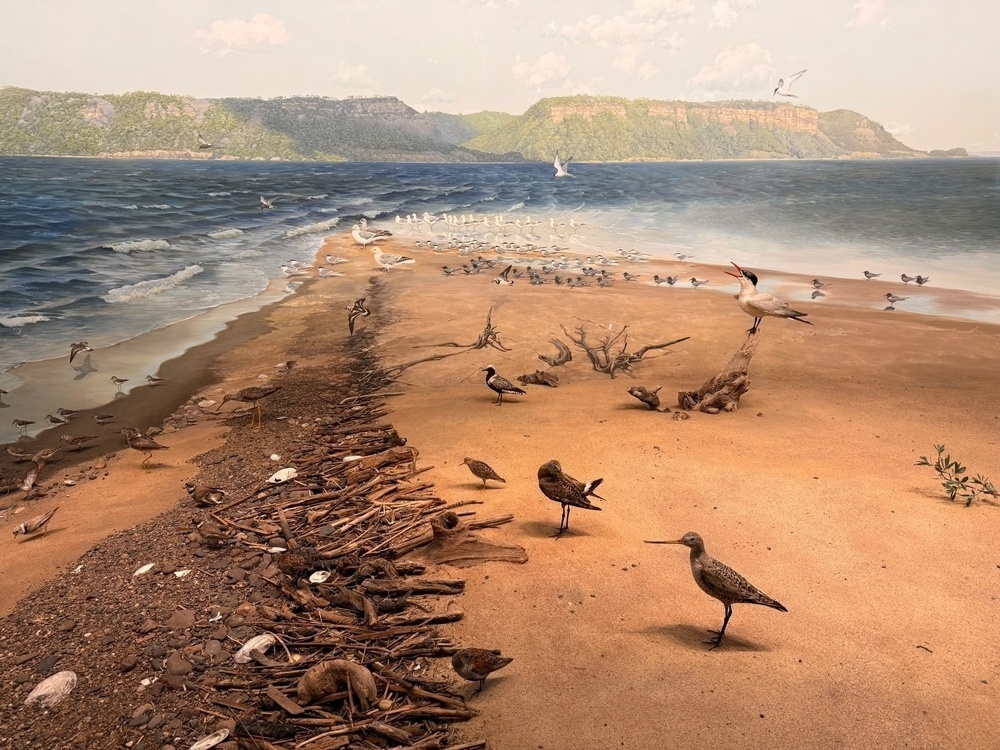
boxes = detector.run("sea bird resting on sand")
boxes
[553,152,574,178]
[537,459,603,537]
[372,247,415,272]
[216,385,281,428]
[351,224,383,247]
[121,427,168,469]
[462,457,506,489]
[900,273,915,284]
[452,648,513,694]
[863,270,882,279]
[773,69,807,97]
[885,292,908,305]
[347,297,371,335]
[69,342,93,363]
[915,275,930,286]
[726,262,813,334]
[482,365,525,406]
[690,278,708,288]
[6,446,32,462]
[185,482,227,507]
[12,507,59,539]
[645,532,787,649]
[145,375,164,386]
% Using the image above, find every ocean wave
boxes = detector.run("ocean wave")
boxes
[229,249,262,260]
[207,228,245,240]
[102,239,171,254]
[508,201,525,211]
[101,265,204,303]
[142,204,172,209]
[207,191,232,197]
[285,218,340,238]
[0,314,51,328]
[123,205,139,210]
[307,194,329,200]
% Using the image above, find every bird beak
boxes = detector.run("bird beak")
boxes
[725,261,742,279]
[643,539,685,545]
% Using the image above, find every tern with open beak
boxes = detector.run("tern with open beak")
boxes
[726,262,813,334]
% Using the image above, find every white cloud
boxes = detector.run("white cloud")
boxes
[886,122,914,138]
[847,0,889,28]
[512,52,571,89]
[193,13,289,56]
[688,43,772,90]
[332,61,372,86]
[711,0,756,27]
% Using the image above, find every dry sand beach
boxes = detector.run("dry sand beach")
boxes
[1,230,999,749]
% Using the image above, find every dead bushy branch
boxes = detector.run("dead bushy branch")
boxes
[561,324,690,378]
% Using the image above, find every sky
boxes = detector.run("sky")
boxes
[3,0,998,152]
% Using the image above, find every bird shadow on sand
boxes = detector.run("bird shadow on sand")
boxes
[639,623,772,653]
[17,527,65,544]
[457,674,512,700]
[518,520,592,540]
[462,483,503,491]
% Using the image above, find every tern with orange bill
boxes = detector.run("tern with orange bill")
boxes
[725,262,813,334]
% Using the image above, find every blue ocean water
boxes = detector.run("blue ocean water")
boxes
[1,156,998,437]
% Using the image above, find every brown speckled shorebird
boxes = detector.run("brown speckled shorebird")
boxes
[451,648,513,694]
[13,507,59,538]
[110,375,128,393]
[645,531,787,649]
[462,457,506,489]
[537,459,603,538]
[216,385,281,428]
[185,482,227,507]
[121,426,168,469]
[6,446,32,463]
[60,434,97,452]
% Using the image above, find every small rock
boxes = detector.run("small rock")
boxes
[36,654,60,674]
[119,654,139,673]
[165,652,193,676]
[147,714,164,730]
[93,457,107,470]
[55,618,76,632]
[165,609,196,630]
[138,618,159,634]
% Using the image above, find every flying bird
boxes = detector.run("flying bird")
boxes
[492,265,514,285]
[451,648,513,694]
[482,365,525,406]
[553,153,574,178]
[537,459,603,538]
[725,262,812,334]
[347,297,371,335]
[69,342,93,363]
[195,131,216,150]
[12,507,59,539]
[773,69,807,98]
[260,196,275,210]
[644,532,787,650]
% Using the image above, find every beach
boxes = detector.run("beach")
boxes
[1,230,999,749]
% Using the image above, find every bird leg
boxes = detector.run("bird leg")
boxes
[705,603,734,650]
[475,679,485,696]
[142,451,152,470]
[495,392,503,406]
[551,504,570,538]
[747,318,762,335]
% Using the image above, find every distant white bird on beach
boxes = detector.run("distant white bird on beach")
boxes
[359,218,392,238]
[260,196,275,210]
[351,224,383,247]
[553,153,574,178]
[372,247,415,272]
[325,255,348,265]
[316,267,343,278]
[773,69,807,98]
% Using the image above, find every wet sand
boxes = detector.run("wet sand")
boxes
[2,231,999,747]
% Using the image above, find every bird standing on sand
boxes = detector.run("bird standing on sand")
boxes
[45,414,68,426]
[121,426,168,469]
[93,413,114,425]
[553,153,574,178]
[69,342,93,363]
[0,388,7,407]
[60,434,97,452]
[915,275,930,286]
[773,69,807,98]
[537,459,603,538]
[12,419,34,435]
[372,247,415,272]
[462,457,506,489]
[451,648,513,694]
[645,532,787,649]
[690,278,708,288]
[145,375,164,386]
[482,365,525,406]
[347,298,371,336]
[56,407,77,419]
[885,292,909,305]
[110,376,128,393]
[726,262,812,334]
[216,385,281,428]
[900,273,915,284]
[6,446,32,462]
[12,507,59,539]
[351,224,383,247]
[863,270,882,279]
[185,482,227,507]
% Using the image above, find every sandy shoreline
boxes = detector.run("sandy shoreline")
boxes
[2,229,999,747]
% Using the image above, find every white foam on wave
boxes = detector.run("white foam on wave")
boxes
[285,218,340,238]
[229,249,263,260]
[207,228,244,240]
[307,194,329,200]
[508,201,525,211]
[123,205,139,210]
[101,265,204,303]
[102,239,171,254]
[208,191,232,197]
[0,315,51,328]
[142,204,172,209]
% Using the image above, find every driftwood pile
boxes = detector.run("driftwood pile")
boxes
[199,397,520,749]
[679,330,760,413]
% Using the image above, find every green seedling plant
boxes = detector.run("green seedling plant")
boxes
[916,444,1000,506]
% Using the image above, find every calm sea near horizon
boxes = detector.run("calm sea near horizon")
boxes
[1,156,997,441]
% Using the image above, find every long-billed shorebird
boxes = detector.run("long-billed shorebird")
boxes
[726,262,812,334]
[12,507,59,539]
[347,298,371,336]
[462,457,506,489]
[121,427,168,469]
[216,385,281,428]
[452,648,513,694]
[645,531,788,649]
[482,365,525,406]
[537,459,603,538]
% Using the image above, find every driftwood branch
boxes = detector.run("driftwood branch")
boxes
[518,370,559,387]
[627,385,666,411]
[538,338,572,367]
[678,330,760,413]
[416,306,511,352]
[562,324,689,378]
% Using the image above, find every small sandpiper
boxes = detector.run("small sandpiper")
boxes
[12,507,59,539]
[482,365,525,406]
[110,376,128,393]
[451,648,513,694]
[56,407,77,419]
[45,414,69,426]
[93,413,114,425]
[121,426,168,469]
[537,459,603,537]
[60,434,97,451]
[185,482,227,507]
[12,419,34,435]
[5,446,32,462]
[145,375,165,386]
[462,457,506,489]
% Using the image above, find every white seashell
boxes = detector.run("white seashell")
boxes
[308,571,331,584]
[257,374,269,380]
[266,467,297,484]
[174,569,192,578]
[72,564,84,574]
[133,563,155,576]
[198,400,216,408]
[266,546,287,553]
[270,453,280,461]
[188,729,230,750]
[25,670,77,707]
[342,455,363,462]
[63,479,76,486]
[140,676,158,686]
[234,633,277,664]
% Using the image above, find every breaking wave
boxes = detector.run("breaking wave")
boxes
[101,265,204,303]
[285,218,340,238]
[102,239,171,254]
[207,228,244,240]
[0,315,51,328]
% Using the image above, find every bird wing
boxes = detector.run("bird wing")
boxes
[499,265,512,281]
[788,69,807,84]
[490,375,525,393]
[746,290,796,316]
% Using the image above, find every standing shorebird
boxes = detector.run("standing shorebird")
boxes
[347,298,371,335]
[885,292,909,305]
[482,365,525,406]
[60,434,97,452]
[645,532,788,649]
[0,388,7,407]
[537,459,603,538]
[56,407,77,419]
[863,270,882,279]
[351,224,382,247]
[110,376,128,393]
[45,414,68,426]
[12,419,34,435]
[462,457,506,489]
[121,427,168,469]
[371,247,415,272]
[6,446,32,462]
[69,342,93,363]
[93,413,114,425]
[725,262,812,334]
[145,375,165,386]
[12,507,59,539]
[900,273,915,284]
[216,385,281,428]
[451,648,513,694]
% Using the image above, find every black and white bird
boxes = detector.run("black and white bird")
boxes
[195,131,216,150]
[145,375,164,386]
[623,272,640,282]
[537,459,603,537]
[442,266,458,276]
[69,341,93,363]
[725,262,812,334]
[553,152,574,178]
[482,365,525,406]
[900,273,915,284]
[372,247,415,272]
[492,265,514,285]
[690,277,708,288]
[652,275,677,286]
[347,298,371,335]
[885,292,909,305]
[915,275,931,286]
[811,279,830,290]
[259,196,275,210]
[863,270,882,279]
[773,69,807,98]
